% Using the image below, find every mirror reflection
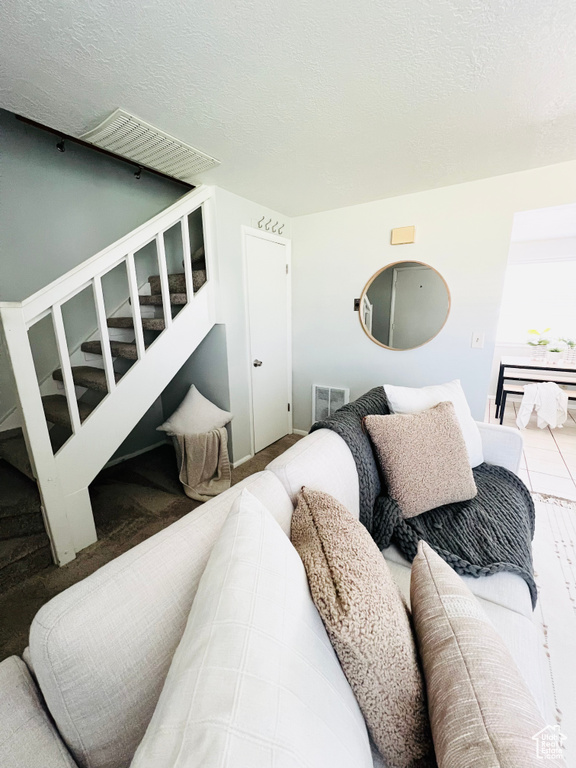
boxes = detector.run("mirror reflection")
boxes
[360,261,450,350]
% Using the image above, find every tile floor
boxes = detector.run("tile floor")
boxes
[486,399,576,500]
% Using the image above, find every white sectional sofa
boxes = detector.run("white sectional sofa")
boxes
[0,421,549,768]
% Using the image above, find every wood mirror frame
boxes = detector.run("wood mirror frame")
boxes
[358,260,451,351]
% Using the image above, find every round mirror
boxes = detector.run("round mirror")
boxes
[359,261,450,350]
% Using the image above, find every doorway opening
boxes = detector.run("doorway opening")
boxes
[489,202,576,499]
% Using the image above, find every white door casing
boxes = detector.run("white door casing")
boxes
[243,227,292,454]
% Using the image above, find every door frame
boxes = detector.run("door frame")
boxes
[388,264,428,348]
[241,225,292,458]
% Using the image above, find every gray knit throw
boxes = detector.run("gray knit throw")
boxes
[311,386,537,608]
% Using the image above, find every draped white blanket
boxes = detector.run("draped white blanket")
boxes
[516,382,568,430]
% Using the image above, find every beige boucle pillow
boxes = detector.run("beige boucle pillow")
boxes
[364,401,477,518]
[411,541,566,767]
[291,487,435,768]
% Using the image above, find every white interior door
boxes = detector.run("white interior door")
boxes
[244,229,291,454]
[389,265,448,349]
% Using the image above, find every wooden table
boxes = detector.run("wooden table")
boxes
[495,356,576,420]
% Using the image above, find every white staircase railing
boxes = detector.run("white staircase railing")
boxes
[0,185,217,565]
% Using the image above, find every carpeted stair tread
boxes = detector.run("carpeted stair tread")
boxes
[0,431,34,481]
[0,460,44,540]
[139,293,187,306]
[107,317,166,331]
[81,340,139,360]
[53,366,120,392]
[0,511,46,540]
[148,273,187,294]
[0,461,41,519]
[0,534,52,592]
[148,270,207,296]
[42,395,95,427]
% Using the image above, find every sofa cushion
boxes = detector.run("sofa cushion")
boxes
[29,471,293,768]
[364,402,477,517]
[385,379,484,468]
[410,542,562,767]
[0,655,77,768]
[291,487,434,767]
[267,428,360,518]
[131,489,372,768]
[382,543,534,619]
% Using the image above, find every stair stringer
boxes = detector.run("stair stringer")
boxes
[55,294,215,553]
[56,291,214,495]
[0,185,219,565]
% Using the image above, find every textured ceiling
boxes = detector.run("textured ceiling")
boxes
[1,0,576,216]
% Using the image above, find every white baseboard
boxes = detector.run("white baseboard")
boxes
[232,454,253,469]
[292,429,308,436]
[104,439,170,468]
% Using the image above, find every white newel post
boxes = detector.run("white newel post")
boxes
[0,306,81,564]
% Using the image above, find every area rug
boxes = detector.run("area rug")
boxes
[532,493,576,765]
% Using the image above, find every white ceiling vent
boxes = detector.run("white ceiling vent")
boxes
[312,385,350,423]
[80,109,220,182]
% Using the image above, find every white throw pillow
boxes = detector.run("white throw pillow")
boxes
[130,489,372,768]
[157,385,232,435]
[384,380,483,468]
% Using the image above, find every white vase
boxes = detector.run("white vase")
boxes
[547,351,563,364]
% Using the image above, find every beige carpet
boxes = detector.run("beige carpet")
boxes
[532,493,576,766]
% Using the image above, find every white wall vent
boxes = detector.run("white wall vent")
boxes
[312,385,350,423]
[80,109,220,182]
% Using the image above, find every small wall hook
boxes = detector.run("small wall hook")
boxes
[258,216,265,229]
[134,166,142,180]
[271,221,278,233]
[265,218,271,231]
[278,224,284,235]
[56,139,65,152]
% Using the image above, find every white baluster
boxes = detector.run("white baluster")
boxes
[92,276,117,393]
[156,232,173,328]
[181,215,194,303]
[126,252,146,358]
[201,201,212,283]
[51,303,82,433]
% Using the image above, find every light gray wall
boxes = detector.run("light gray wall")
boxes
[0,107,186,453]
[161,324,231,418]
[0,108,188,302]
[158,322,231,456]
[291,160,576,430]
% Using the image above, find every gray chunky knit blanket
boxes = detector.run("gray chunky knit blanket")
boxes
[311,386,537,607]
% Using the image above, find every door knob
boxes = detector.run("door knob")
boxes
[253,359,263,367]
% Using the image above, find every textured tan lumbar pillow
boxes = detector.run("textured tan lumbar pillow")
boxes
[291,487,434,768]
[411,541,567,768]
[364,401,477,518]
